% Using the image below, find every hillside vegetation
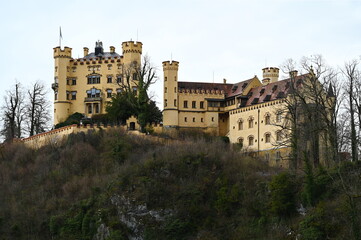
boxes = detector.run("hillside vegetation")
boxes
[0,129,360,240]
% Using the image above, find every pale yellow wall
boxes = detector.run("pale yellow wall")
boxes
[53,41,142,125]
[163,61,179,127]
[228,99,287,150]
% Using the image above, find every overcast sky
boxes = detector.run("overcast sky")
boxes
[1,0,361,117]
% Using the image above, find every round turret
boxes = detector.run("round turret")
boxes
[262,67,279,83]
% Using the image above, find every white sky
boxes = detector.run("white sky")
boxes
[1,0,361,117]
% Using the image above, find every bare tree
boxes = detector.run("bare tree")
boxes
[278,55,339,168]
[1,82,25,141]
[342,60,360,162]
[113,55,160,130]
[26,81,50,136]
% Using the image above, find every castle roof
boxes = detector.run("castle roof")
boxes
[226,78,255,97]
[82,52,121,60]
[244,74,305,106]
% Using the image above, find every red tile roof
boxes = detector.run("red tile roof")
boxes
[245,74,305,106]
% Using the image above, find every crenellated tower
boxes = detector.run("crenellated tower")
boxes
[262,67,279,84]
[163,60,179,127]
[122,41,142,65]
[53,46,72,125]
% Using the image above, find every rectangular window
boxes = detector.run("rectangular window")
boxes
[107,76,112,83]
[200,101,204,109]
[201,118,203,122]
[95,104,100,113]
[249,136,254,146]
[117,75,122,84]
[193,117,195,122]
[184,117,187,122]
[249,119,254,128]
[212,117,214,122]
[174,87,177,93]
[55,91,58,100]
[174,99,177,107]
[88,105,92,114]
[71,91,77,100]
[164,77,167,81]
[133,73,137,80]
[107,89,112,98]
[165,87,167,93]
[88,75,100,84]
[192,101,196,108]
[66,91,70,100]
[164,99,168,107]
[72,78,77,85]
[184,101,188,108]
[276,151,281,161]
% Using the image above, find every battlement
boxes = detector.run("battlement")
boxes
[162,60,179,70]
[122,41,142,54]
[53,47,72,58]
[262,67,279,82]
[262,67,280,74]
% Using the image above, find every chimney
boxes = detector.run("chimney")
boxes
[83,47,89,57]
[262,78,270,85]
[223,78,227,84]
[110,46,115,53]
[289,70,298,78]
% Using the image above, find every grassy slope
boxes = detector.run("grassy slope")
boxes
[0,129,360,240]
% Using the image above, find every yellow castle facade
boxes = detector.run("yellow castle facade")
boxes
[162,61,335,167]
[52,40,142,125]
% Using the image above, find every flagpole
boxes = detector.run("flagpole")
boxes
[59,27,63,48]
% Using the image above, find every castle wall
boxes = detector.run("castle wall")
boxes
[53,41,142,125]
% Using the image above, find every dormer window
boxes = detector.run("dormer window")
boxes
[260,89,265,96]
[272,85,278,92]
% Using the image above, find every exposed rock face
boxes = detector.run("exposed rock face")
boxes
[110,194,172,240]
[93,223,110,240]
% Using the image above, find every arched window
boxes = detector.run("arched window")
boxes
[248,135,254,146]
[276,111,282,123]
[238,137,244,147]
[265,133,271,143]
[265,114,271,125]
[238,119,243,130]
[276,131,282,141]
[248,117,254,128]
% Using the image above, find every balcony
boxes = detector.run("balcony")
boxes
[51,83,58,90]
[84,97,102,102]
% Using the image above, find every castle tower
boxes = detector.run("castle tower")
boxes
[53,46,72,125]
[262,67,279,84]
[162,60,179,127]
[122,41,142,66]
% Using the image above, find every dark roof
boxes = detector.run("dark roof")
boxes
[226,78,255,97]
[83,52,121,60]
[245,75,305,106]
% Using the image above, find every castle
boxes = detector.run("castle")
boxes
[162,61,335,167]
[52,40,142,125]
[52,40,334,167]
